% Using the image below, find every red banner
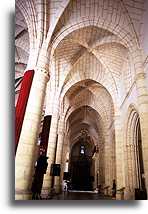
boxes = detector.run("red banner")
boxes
[15,70,34,153]
[40,115,52,155]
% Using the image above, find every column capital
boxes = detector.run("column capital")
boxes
[135,72,146,81]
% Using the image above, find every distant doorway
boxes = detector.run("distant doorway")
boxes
[69,137,94,191]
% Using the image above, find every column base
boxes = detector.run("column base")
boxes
[54,184,62,194]
[116,191,124,200]
[124,189,135,200]
[41,187,50,199]
[15,189,32,200]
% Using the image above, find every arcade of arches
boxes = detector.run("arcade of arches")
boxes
[15,0,148,200]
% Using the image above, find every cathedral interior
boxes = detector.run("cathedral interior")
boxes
[15,0,148,200]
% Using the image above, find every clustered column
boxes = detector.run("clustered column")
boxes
[133,49,148,195]
[104,132,114,195]
[92,151,99,190]
[125,145,137,199]
[54,115,65,193]
[114,112,125,200]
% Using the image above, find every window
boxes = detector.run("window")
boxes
[80,145,85,155]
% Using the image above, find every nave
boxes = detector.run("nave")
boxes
[15,0,148,200]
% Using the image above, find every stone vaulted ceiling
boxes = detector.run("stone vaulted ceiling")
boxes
[15,0,146,77]
[63,79,114,145]
[15,5,29,79]
[15,0,147,109]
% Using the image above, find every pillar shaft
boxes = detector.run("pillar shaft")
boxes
[133,49,148,196]
[92,153,98,190]
[114,114,125,199]
[136,72,148,194]
[104,133,115,195]
[54,117,65,193]
[15,69,49,200]
[104,140,111,188]
[41,105,59,197]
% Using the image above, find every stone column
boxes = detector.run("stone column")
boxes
[125,119,138,199]
[98,142,105,186]
[54,115,65,193]
[41,99,59,197]
[124,115,134,200]
[133,49,148,196]
[126,144,133,199]
[131,124,137,190]
[92,152,99,190]
[114,113,125,200]
[104,133,113,195]
[126,145,136,199]
[60,138,69,190]
[130,120,139,198]
[15,68,49,200]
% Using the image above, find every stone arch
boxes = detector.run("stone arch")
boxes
[15,5,30,69]
[49,17,137,57]
[60,79,115,192]
[60,79,116,115]
[47,10,141,85]
[64,105,106,190]
[50,21,126,49]
[65,105,106,143]
[124,105,146,199]
[65,104,108,137]
[16,0,37,46]
[60,79,115,135]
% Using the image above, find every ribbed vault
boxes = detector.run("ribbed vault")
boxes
[52,25,130,107]
[15,5,29,78]
[63,80,114,127]
[67,106,103,147]
[63,79,114,151]
[15,0,145,102]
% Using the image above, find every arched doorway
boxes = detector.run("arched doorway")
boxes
[135,118,146,199]
[125,108,147,199]
[69,132,95,191]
